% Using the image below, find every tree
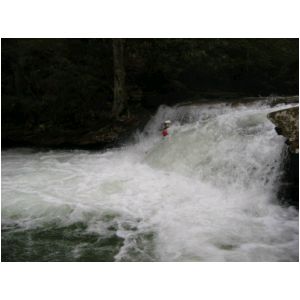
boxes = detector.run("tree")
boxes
[112,38,127,118]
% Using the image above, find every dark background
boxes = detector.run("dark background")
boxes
[1,38,299,147]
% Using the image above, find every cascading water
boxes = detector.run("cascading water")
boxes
[1,100,299,261]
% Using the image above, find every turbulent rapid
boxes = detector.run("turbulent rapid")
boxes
[1,100,299,261]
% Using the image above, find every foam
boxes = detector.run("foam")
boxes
[2,101,298,261]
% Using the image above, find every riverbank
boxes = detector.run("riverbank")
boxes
[2,106,151,150]
[2,95,298,149]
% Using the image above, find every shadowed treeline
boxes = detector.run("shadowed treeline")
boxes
[1,38,299,148]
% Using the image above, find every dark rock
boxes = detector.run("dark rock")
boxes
[268,106,299,208]
[277,151,299,208]
[267,106,299,153]
[275,126,283,135]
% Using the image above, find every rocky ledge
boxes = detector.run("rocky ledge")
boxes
[267,106,299,208]
[267,106,299,153]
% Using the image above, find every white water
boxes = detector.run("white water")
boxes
[1,101,299,261]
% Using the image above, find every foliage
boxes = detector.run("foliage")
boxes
[2,38,298,133]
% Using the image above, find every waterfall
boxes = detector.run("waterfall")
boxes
[1,100,298,261]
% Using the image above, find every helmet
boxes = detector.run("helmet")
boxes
[164,120,171,124]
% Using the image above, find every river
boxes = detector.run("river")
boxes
[1,100,299,261]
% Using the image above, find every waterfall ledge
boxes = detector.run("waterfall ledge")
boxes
[268,106,299,208]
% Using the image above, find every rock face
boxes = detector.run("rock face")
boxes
[267,106,299,153]
[267,106,299,208]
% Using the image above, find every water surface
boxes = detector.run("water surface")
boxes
[2,101,299,261]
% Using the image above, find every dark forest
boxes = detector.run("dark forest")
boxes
[1,38,299,148]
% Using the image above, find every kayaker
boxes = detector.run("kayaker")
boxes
[162,120,171,137]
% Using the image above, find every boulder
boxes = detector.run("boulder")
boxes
[268,106,299,208]
[267,106,299,153]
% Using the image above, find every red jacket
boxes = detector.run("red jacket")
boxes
[162,129,168,137]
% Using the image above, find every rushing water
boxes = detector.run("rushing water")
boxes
[1,100,299,261]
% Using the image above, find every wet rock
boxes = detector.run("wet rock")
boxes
[268,106,299,208]
[267,106,299,153]
[277,151,299,208]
